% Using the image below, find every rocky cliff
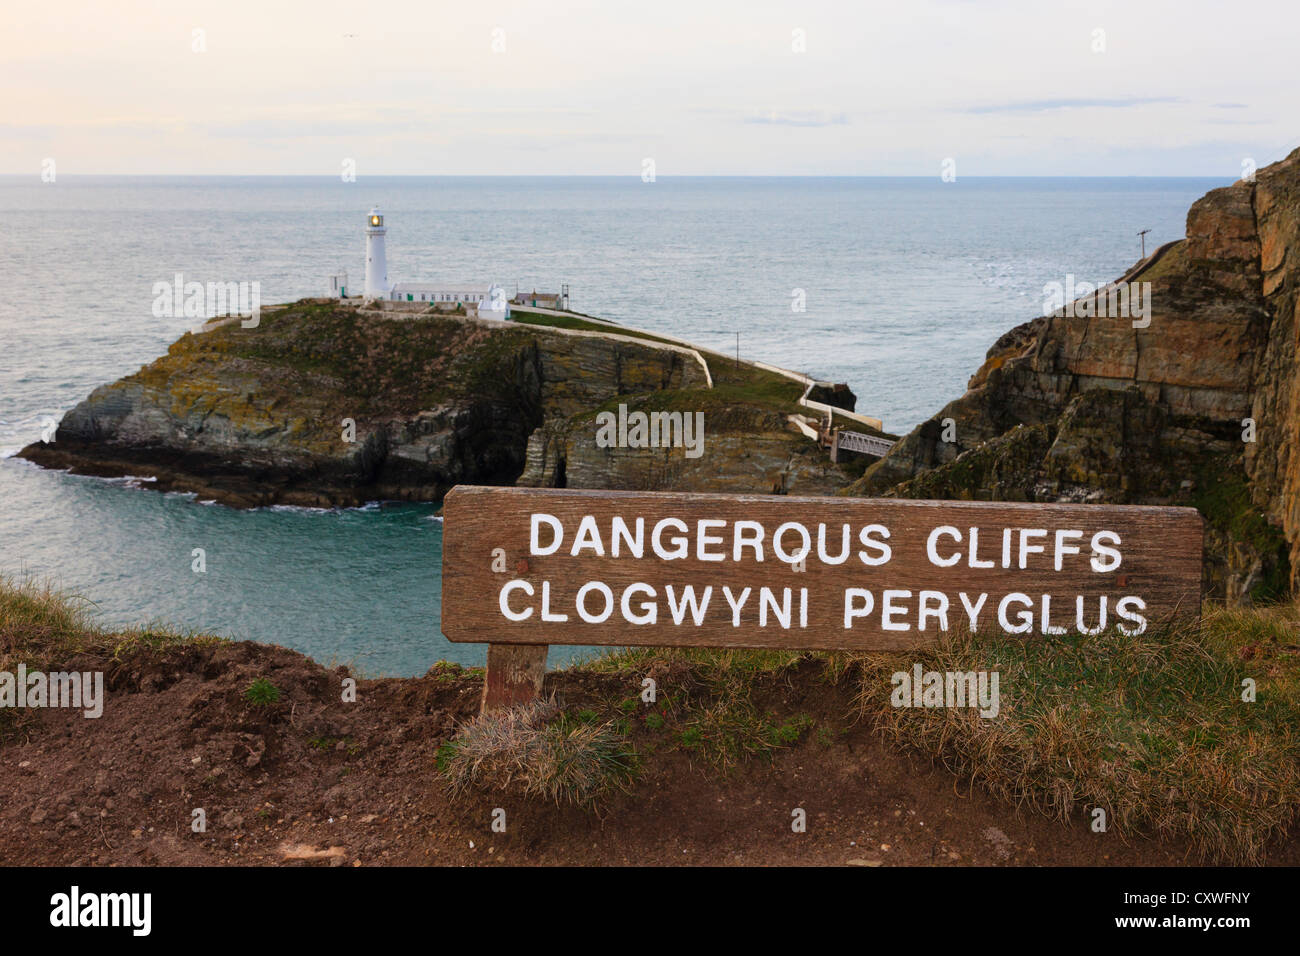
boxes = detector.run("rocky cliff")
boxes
[853,148,1300,603]
[518,396,848,495]
[20,301,859,506]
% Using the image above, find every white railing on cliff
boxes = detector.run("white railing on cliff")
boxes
[501,306,713,388]
[510,308,890,430]
[507,306,895,450]
[749,360,885,432]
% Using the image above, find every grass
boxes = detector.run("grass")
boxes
[162,300,537,417]
[582,644,808,684]
[582,646,819,770]
[565,608,1300,862]
[0,575,221,672]
[852,604,1300,864]
[439,698,637,807]
[438,646,828,804]
[509,308,683,349]
[0,576,95,667]
[243,678,282,706]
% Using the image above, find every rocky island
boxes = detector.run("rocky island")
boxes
[18,303,874,508]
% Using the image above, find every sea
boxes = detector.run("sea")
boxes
[0,175,1227,674]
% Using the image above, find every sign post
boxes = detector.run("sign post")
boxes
[479,644,548,712]
[441,486,1203,712]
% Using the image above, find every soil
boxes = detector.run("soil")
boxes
[3,639,1296,867]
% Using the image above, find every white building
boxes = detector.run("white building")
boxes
[389,283,509,319]
[480,284,508,319]
[390,283,490,306]
[341,208,508,318]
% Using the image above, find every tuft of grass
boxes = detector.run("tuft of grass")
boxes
[675,697,813,768]
[440,699,637,807]
[426,660,471,685]
[853,607,1300,865]
[243,678,282,707]
[109,625,224,659]
[0,575,95,659]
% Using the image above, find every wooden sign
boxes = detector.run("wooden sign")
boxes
[441,486,1203,708]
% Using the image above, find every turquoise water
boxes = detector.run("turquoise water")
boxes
[1,461,452,676]
[0,175,1229,673]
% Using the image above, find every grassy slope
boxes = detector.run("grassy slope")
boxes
[0,577,221,669]
[511,307,894,440]
[175,302,537,414]
[853,606,1300,864]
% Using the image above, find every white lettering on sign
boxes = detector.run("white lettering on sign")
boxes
[503,515,1147,635]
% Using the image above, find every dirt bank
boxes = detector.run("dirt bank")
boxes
[4,635,1296,867]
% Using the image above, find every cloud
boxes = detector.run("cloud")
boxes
[742,109,848,127]
[962,97,1183,114]
[0,118,188,136]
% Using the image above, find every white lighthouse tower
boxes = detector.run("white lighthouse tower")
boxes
[364,207,390,299]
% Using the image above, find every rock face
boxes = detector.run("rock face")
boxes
[853,148,1300,603]
[518,401,848,496]
[21,301,858,506]
[1244,152,1300,599]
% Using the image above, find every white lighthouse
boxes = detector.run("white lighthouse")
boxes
[350,208,520,317]
[364,206,390,298]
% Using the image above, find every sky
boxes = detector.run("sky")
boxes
[3,0,1297,176]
